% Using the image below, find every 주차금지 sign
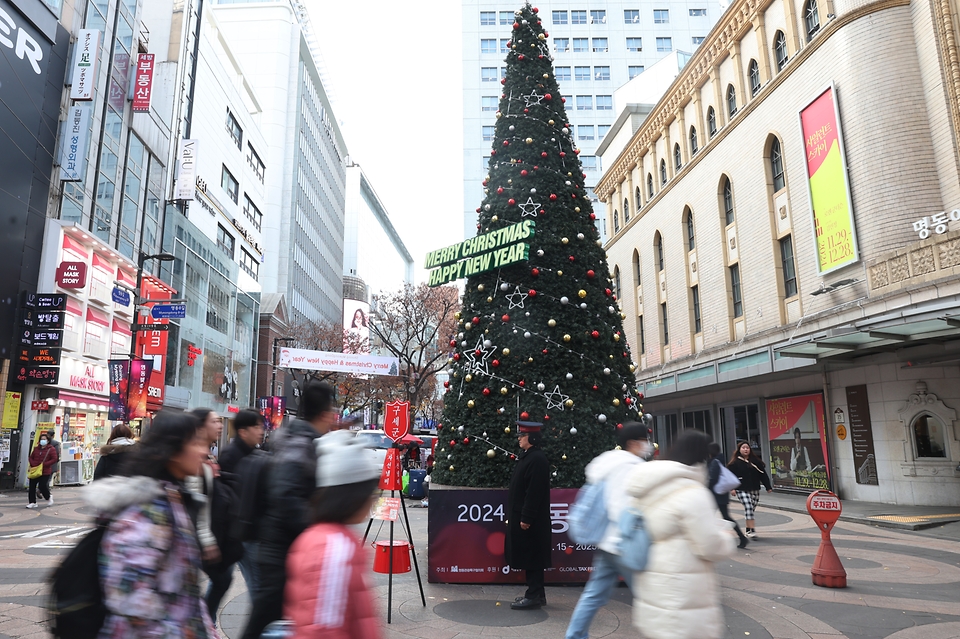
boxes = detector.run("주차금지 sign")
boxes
[425,220,535,286]
[799,85,858,274]
[278,347,400,377]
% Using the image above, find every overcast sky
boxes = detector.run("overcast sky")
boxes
[307,0,466,285]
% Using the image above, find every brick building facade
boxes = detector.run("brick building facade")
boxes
[598,0,960,505]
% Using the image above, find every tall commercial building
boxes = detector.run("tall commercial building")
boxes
[599,0,960,506]
[212,0,348,327]
[462,0,725,241]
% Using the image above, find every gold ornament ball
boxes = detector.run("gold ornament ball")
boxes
[609,354,614,359]
[465,374,473,382]
[574,207,581,213]
[527,357,534,363]
[449,465,455,471]
[613,399,621,406]
[538,33,546,40]
[562,454,567,460]
[542,73,549,78]
[496,112,502,119]
[500,387,509,395]
[548,119,555,125]
[614,334,621,341]
[491,215,499,222]
[548,319,557,327]
[507,178,513,184]
[487,449,496,458]
[455,311,461,319]
[465,322,473,330]
[557,270,563,276]
[525,137,534,145]
[502,347,511,355]
[620,312,627,319]
[565,399,574,407]
[467,400,476,408]
[487,296,493,303]
[504,426,512,434]
[563,334,571,342]
[478,284,485,292]
[578,289,587,298]
[629,364,637,372]
[561,237,569,244]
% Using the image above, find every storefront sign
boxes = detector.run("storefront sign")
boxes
[175,139,198,200]
[31,400,49,411]
[429,488,593,584]
[108,359,129,421]
[25,293,66,310]
[911,208,960,239]
[108,77,125,114]
[58,104,92,181]
[69,29,100,101]
[27,346,61,366]
[21,309,65,330]
[3,392,22,429]
[61,357,107,394]
[278,347,399,377]
[799,85,858,274]
[765,393,830,491]
[55,261,87,288]
[230,217,263,255]
[136,278,174,408]
[426,220,536,286]
[14,365,59,385]
[845,385,878,485]
[131,53,155,112]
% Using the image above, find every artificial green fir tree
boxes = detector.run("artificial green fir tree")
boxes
[432,3,642,489]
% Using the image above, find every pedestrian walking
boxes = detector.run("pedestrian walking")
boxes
[82,410,218,638]
[505,421,552,610]
[626,430,736,639]
[185,409,223,567]
[94,424,138,480]
[565,422,651,639]
[241,381,338,639]
[26,432,59,508]
[707,442,749,549]
[284,429,381,639]
[727,440,772,538]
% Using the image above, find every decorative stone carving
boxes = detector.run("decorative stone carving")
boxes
[911,246,936,275]
[890,255,910,282]
[692,261,697,273]
[869,263,890,289]
[898,381,958,456]
[938,238,960,268]
[779,206,787,220]
[730,237,736,250]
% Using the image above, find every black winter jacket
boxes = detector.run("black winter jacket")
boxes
[219,437,255,475]
[257,419,322,553]
[727,456,772,492]
[504,446,552,571]
[93,442,138,480]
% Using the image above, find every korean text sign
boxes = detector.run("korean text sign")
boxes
[384,400,410,442]
[799,85,858,274]
[131,54,155,112]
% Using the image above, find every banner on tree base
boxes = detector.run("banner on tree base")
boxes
[428,488,595,584]
[765,393,830,491]
[425,220,536,286]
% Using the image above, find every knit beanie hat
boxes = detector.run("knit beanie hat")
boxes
[315,430,380,487]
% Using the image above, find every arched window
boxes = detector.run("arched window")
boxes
[623,198,630,224]
[674,144,682,171]
[685,208,695,251]
[748,59,760,96]
[770,137,785,191]
[912,413,948,458]
[726,84,737,117]
[660,159,667,185]
[707,106,717,137]
[656,234,665,271]
[804,0,820,40]
[633,249,642,286]
[722,177,734,225]
[635,186,642,213]
[774,31,788,71]
[613,266,622,300]
[613,209,620,233]
[647,173,654,198]
[690,126,698,155]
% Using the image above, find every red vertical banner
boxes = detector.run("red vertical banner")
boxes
[137,275,175,410]
[131,54,155,112]
[384,400,410,442]
[126,359,154,419]
[380,448,403,490]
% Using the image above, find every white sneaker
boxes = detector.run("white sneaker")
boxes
[26,503,37,509]
[47,496,54,506]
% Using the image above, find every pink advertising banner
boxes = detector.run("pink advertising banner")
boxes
[765,393,830,491]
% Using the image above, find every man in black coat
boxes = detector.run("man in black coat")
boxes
[241,381,337,639]
[506,421,552,610]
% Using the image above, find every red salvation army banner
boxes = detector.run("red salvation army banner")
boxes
[428,488,595,584]
[765,393,830,491]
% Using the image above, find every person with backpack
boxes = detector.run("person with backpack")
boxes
[565,422,650,639]
[505,421,552,611]
[94,424,138,481]
[26,431,59,508]
[707,442,749,549]
[241,381,338,639]
[626,430,736,639]
[77,410,217,638]
[727,440,773,539]
[284,429,382,639]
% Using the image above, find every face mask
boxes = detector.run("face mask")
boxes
[40,439,48,446]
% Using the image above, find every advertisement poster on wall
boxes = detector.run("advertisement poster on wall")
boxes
[257,396,286,431]
[429,489,594,584]
[343,298,370,352]
[765,393,830,491]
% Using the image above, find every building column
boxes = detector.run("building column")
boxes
[676,110,688,164]
[783,0,802,54]
[663,127,673,180]
[754,15,772,85]
[606,197,615,237]
[692,90,706,151]
[649,143,659,194]
[729,41,747,113]
[625,169,635,220]
[710,66,725,128]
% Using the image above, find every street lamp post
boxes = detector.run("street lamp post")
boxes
[271,337,295,397]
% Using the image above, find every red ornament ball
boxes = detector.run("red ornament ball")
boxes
[497,187,504,194]
[483,388,491,396]
[592,385,599,391]
[513,22,520,28]
[592,330,600,339]
[544,93,552,101]
[491,150,497,156]
[532,6,539,13]
[449,339,456,347]
[453,353,461,361]
[625,397,633,405]
[561,97,566,103]
[520,411,529,419]
[544,415,550,421]
[559,152,566,158]
[502,314,510,322]
[443,381,450,388]
[508,198,516,205]
[511,454,517,460]
[501,78,506,85]
[524,108,529,113]
[549,194,558,201]
[475,207,481,213]
[521,170,528,177]
[531,268,540,276]
[605,288,612,296]
[502,140,509,147]
[475,349,482,356]
[569,255,575,262]
[587,270,595,278]
[450,440,457,447]
[528,289,536,297]
[492,359,500,367]
[472,317,480,324]
[638,392,645,400]
[542,348,549,354]
[541,152,548,158]
[519,381,525,387]
[518,54,525,60]
[463,437,470,444]
[590,213,596,220]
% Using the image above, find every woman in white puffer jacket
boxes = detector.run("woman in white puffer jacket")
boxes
[626,430,736,639]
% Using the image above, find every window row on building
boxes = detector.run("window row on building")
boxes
[478,8,709,26]
[481,64,650,83]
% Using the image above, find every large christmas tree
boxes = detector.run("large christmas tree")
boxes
[432,3,641,489]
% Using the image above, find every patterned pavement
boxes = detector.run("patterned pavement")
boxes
[1,486,959,639]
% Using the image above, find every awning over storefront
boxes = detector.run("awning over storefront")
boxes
[57,391,110,412]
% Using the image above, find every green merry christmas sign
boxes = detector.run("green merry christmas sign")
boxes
[426,220,536,286]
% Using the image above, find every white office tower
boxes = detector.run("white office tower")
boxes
[211,0,348,326]
[462,1,726,242]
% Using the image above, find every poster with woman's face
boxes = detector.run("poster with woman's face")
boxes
[343,299,370,353]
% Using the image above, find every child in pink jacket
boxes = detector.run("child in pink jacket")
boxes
[284,430,381,639]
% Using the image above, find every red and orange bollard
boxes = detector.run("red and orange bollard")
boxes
[805,490,847,588]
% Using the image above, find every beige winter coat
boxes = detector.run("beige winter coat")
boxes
[626,460,736,639]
